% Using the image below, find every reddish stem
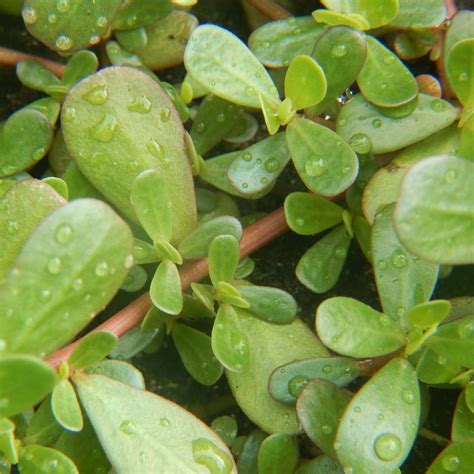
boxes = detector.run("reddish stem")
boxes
[0,46,65,77]
[46,207,289,368]
[245,0,291,20]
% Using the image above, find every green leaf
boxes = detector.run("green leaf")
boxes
[211,416,238,447]
[310,25,367,115]
[408,300,452,330]
[25,397,63,446]
[390,0,447,28]
[248,16,326,68]
[357,35,418,108]
[68,331,118,369]
[394,30,437,61]
[312,9,370,30]
[284,192,343,235]
[0,199,133,356]
[74,372,237,472]
[372,204,439,325]
[172,324,223,386]
[467,383,474,413]
[257,434,298,474]
[394,155,474,264]
[227,133,290,195]
[269,357,360,404]
[0,418,17,464]
[212,304,249,372]
[61,67,196,244]
[178,216,242,260]
[16,60,61,93]
[297,380,351,458]
[131,169,173,243]
[287,117,358,196]
[18,445,78,474]
[353,215,372,262]
[237,430,266,473]
[227,309,329,434]
[447,38,474,108]
[63,162,104,201]
[0,179,65,280]
[0,355,57,418]
[184,25,279,109]
[461,115,474,161]
[235,285,296,324]
[191,283,216,313]
[84,360,145,390]
[316,297,405,357]
[22,0,122,52]
[190,95,242,156]
[112,0,171,31]
[322,0,399,28]
[427,441,474,473]
[0,107,53,177]
[150,259,183,315]
[121,264,148,292]
[296,225,351,294]
[427,316,474,368]
[335,358,420,472]
[259,93,281,135]
[133,238,159,265]
[295,455,344,474]
[43,177,68,200]
[452,389,474,441]
[51,380,83,432]
[416,347,461,385]
[209,235,240,287]
[284,55,327,110]
[61,50,99,89]
[337,93,458,154]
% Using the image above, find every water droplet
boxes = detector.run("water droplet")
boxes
[48,257,62,274]
[444,169,457,183]
[263,157,278,173]
[442,455,460,472]
[402,389,415,404]
[242,152,252,162]
[22,7,38,24]
[40,289,51,301]
[48,459,58,470]
[242,182,249,189]
[305,159,326,177]
[354,406,361,413]
[438,354,447,365]
[83,84,109,105]
[146,139,166,163]
[457,319,474,339]
[245,86,255,96]
[372,118,382,128]
[332,44,347,57]
[192,438,233,474]
[7,220,18,235]
[96,15,107,27]
[48,13,57,24]
[95,260,109,277]
[0,339,7,351]
[260,176,268,185]
[55,224,73,244]
[55,35,73,51]
[124,255,134,269]
[383,55,395,65]
[380,83,388,90]
[321,424,333,434]
[160,417,171,427]
[89,35,101,45]
[62,106,76,122]
[72,278,83,291]
[378,259,387,270]
[216,113,225,123]
[431,99,446,111]
[396,307,406,319]
[373,433,402,461]
[196,122,206,133]
[391,249,408,268]
[334,246,347,260]
[119,420,137,435]
[91,113,117,142]
[296,218,304,227]
[56,0,70,12]
[288,375,310,397]
[349,133,372,154]
[263,41,270,48]
[127,95,152,114]
[377,413,384,421]
[380,315,391,327]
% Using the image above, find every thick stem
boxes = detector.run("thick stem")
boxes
[0,46,65,77]
[46,207,289,368]
[245,0,291,20]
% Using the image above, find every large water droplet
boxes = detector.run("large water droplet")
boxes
[127,96,152,114]
[91,113,117,142]
[288,375,310,397]
[349,133,372,154]
[95,260,109,277]
[431,99,446,112]
[22,7,38,24]
[160,417,171,427]
[47,257,62,274]
[305,159,327,177]
[119,420,137,435]
[56,0,70,13]
[373,433,402,461]
[332,44,347,57]
[96,15,107,27]
[62,106,76,122]
[391,249,408,268]
[192,438,233,474]
[442,455,461,472]
[160,107,171,122]
[83,84,109,105]
[264,157,279,172]
[372,118,382,128]
[55,35,73,51]
[55,224,73,244]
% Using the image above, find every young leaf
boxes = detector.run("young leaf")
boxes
[178,216,242,259]
[372,204,439,325]
[248,16,326,68]
[0,199,133,356]
[0,107,53,177]
[226,309,329,435]
[211,416,238,447]
[259,93,281,135]
[18,445,78,474]
[227,133,290,196]
[16,59,61,93]
[85,360,145,390]
[296,225,351,294]
[313,9,370,30]
[61,50,99,89]
[133,238,159,265]
[427,441,474,473]
[269,357,360,404]
[452,389,474,442]
[172,324,223,386]
[407,300,452,330]
[257,434,298,474]
[0,355,57,418]
[68,331,118,370]
[297,380,351,458]
[184,25,279,109]
[212,304,249,372]
[416,347,461,385]
[51,380,83,432]
[209,235,240,287]
[357,36,418,108]
[235,285,296,324]
[287,117,358,197]
[284,55,327,110]
[61,67,196,243]
[150,259,183,315]
[316,297,406,357]
[335,358,419,472]
[394,155,474,264]
[191,283,216,313]
[131,169,173,243]
[337,93,458,154]
[74,373,237,472]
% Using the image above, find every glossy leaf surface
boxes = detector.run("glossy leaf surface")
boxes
[407,300,451,330]
[257,434,298,474]
[427,441,474,473]
[84,360,145,390]
[51,380,83,432]
[150,259,183,315]
[68,331,118,369]
[452,389,474,441]
[446,38,474,108]
[391,0,446,28]
[209,235,240,287]
[19,445,78,474]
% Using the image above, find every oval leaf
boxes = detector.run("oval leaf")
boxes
[68,331,118,370]
[257,434,298,474]
[51,380,83,432]
[150,260,183,315]
[209,235,240,287]
[19,445,78,474]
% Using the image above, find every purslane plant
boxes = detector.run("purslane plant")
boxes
[0,0,473,472]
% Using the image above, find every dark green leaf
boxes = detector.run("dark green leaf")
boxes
[257,434,298,474]
[295,455,344,474]
[150,259,183,315]
[452,389,474,441]
[416,347,461,385]
[211,416,238,447]
[68,331,118,369]
[427,441,474,473]
[121,265,148,292]
[51,380,83,432]
[25,397,63,446]
[353,215,372,262]
[237,430,266,474]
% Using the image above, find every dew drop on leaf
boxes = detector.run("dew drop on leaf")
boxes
[83,85,109,105]
[48,13,57,24]
[264,157,278,172]
[146,140,164,160]
[160,417,171,427]
[383,55,395,65]
[332,44,347,57]
[430,99,446,112]
[402,389,415,404]
[56,0,70,13]
[288,375,310,397]
[47,257,62,274]
[192,438,233,474]
[321,424,333,434]
[95,260,109,277]
[391,249,408,268]
[373,433,402,461]
[62,106,76,122]
[457,319,474,339]
[55,35,73,51]
[245,86,255,97]
[334,246,347,260]
[242,152,252,162]
[55,224,73,244]
[91,113,118,142]
[127,96,152,114]
[305,159,327,177]
[378,259,387,270]
[96,15,107,27]
[349,133,372,154]
[72,278,83,291]
[22,7,37,24]
[442,455,461,472]
[40,289,51,301]
[119,420,137,435]
[372,118,382,128]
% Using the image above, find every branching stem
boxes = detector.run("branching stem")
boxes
[0,46,65,77]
